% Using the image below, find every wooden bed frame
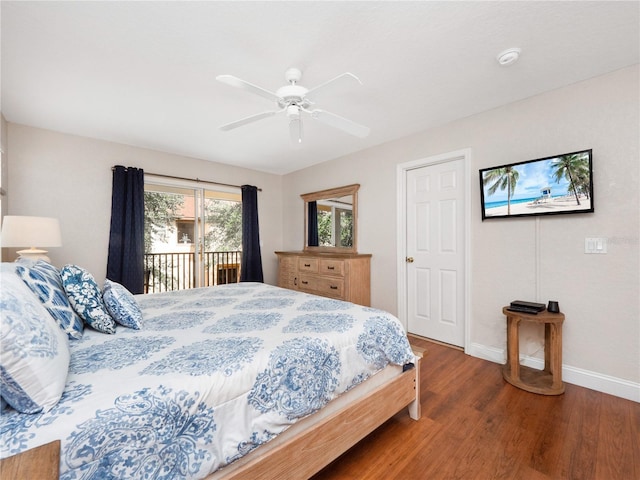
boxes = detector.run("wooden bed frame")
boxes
[209,348,423,479]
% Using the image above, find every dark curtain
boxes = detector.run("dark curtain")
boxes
[106,165,145,294]
[240,185,264,283]
[307,201,319,246]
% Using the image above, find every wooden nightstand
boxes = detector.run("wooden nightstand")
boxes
[0,440,60,479]
[502,307,565,395]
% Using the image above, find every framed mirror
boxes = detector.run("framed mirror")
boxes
[301,184,359,253]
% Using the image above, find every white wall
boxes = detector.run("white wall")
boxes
[0,114,8,238]
[5,126,283,285]
[283,66,640,397]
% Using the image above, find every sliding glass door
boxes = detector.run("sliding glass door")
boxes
[143,181,242,293]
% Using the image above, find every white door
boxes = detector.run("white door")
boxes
[405,159,466,346]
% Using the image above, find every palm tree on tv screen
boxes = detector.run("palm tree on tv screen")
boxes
[483,166,520,215]
[551,153,589,206]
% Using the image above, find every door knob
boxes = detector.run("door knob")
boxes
[406,257,414,263]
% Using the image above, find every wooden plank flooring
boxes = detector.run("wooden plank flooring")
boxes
[312,337,639,480]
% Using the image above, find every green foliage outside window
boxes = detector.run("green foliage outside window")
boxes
[340,210,353,247]
[317,209,353,247]
[204,200,242,251]
[143,191,184,252]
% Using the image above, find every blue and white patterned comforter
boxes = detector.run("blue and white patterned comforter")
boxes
[1,283,414,479]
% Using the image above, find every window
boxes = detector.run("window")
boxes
[317,201,353,248]
[176,220,194,244]
[143,181,242,293]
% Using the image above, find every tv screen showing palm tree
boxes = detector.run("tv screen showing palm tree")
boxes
[480,149,593,220]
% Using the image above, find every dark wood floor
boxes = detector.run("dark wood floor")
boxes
[312,336,639,480]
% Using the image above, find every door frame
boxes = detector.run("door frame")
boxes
[396,148,472,353]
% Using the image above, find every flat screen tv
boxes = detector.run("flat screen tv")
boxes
[480,149,593,220]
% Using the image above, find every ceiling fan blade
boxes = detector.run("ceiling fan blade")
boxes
[216,75,281,103]
[219,110,278,131]
[305,72,363,99]
[310,109,370,138]
[289,117,303,144]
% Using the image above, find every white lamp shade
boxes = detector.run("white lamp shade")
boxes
[1,216,62,248]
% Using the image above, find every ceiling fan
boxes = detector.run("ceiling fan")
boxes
[216,67,370,143]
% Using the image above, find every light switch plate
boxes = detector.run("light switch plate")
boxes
[585,237,608,254]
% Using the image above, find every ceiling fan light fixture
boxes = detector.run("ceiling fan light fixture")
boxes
[497,47,521,66]
[289,116,303,145]
[286,104,300,119]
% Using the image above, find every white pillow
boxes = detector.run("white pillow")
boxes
[0,263,70,413]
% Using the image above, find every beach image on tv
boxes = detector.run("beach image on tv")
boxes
[481,150,593,219]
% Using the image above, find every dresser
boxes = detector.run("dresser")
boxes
[275,251,371,306]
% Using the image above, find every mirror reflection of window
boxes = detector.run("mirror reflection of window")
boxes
[317,207,333,246]
[315,198,353,247]
[302,184,359,253]
[336,209,353,248]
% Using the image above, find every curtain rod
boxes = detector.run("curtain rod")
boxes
[111,166,261,191]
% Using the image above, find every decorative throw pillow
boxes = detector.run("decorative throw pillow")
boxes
[102,279,143,329]
[0,263,70,413]
[15,260,84,340]
[61,265,117,334]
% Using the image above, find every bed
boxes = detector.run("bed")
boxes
[1,261,421,479]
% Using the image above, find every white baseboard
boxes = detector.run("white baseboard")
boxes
[466,342,640,403]
[466,342,504,364]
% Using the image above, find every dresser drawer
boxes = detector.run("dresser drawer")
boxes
[298,258,318,273]
[298,275,345,298]
[318,259,345,276]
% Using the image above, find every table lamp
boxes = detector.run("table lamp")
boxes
[1,215,62,262]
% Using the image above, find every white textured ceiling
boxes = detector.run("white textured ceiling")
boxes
[2,1,638,174]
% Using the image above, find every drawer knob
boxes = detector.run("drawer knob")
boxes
[330,285,338,290]
[301,280,308,285]
[327,266,335,270]
[304,263,311,267]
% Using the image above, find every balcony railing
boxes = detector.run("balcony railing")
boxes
[144,251,242,293]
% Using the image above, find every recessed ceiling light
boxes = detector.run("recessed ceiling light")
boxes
[497,48,521,66]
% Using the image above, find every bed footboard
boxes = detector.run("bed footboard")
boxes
[212,351,422,480]
[408,346,424,420]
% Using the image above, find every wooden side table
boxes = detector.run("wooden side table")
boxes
[0,440,60,479]
[502,307,565,395]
